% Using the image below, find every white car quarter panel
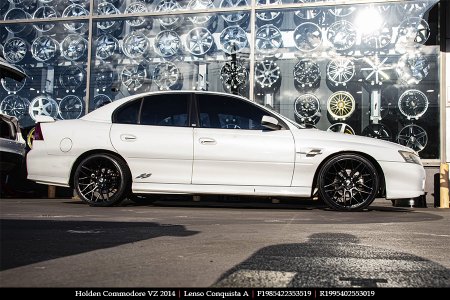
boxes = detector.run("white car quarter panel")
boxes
[110,124,193,184]
[192,128,295,186]
[27,120,116,186]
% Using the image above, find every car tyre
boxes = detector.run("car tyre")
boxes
[74,154,130,207]
[318,154,379,211]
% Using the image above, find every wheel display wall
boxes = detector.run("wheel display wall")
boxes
[0,0,441,159]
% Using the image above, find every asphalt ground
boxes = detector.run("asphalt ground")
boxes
[0,197,449,287]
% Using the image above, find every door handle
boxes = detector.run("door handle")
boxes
[120,134,137,142]
[199,138,216,145]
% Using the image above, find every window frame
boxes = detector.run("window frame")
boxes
[193,92,288,131]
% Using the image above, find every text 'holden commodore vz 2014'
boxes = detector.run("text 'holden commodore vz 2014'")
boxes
[27,91,425,211]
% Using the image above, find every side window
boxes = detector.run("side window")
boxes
[140,94,189,127]
[113,99,141,124]
[0,119,14,140]
[197,95,266,130]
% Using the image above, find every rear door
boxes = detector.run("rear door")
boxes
[192,94,296,186]
[110,93,193,184]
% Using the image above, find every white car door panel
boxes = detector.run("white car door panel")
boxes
[193,128,295,186]
[111,124,193,184]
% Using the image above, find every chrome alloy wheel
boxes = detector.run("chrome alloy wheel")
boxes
[293,22,322,52]
[187,0,215,25]
[96,34,119,60]
[33,6,58,32]
[61,35,88,61]
[58,95,83,120]
[397,124,428,152]
[121,64,147,91]
[255,60,280,88]
[125,2,148,27]
[256,0,282,22]
[326,57,355,86]
[219,0,249,24]
[153,62,180,90]
[31,36,59,62]
[3,38,27,63]
[0,95,29,119]
[154,30,181,58]
[122,32,150,59]
[185,27,214,56]
[62,4,89,33]
[327,20,357,51]
[220,25,248,54]
[74,154,129,207]
[60,65,85,92]
[255,25,282,55]
[318,154,379,211]
[155,0,183,29]
[29,96,59,121]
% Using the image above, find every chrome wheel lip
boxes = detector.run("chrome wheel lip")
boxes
[321,157,377,209]
[76,156,122,204]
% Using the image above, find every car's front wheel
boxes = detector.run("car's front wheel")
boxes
[74,154,130,207]
[318,154,379,211]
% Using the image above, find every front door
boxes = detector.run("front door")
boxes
[192,94,296,186]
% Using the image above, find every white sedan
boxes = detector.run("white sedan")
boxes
[27,91,425,211]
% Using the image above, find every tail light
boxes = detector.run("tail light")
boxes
[34,123,44,141]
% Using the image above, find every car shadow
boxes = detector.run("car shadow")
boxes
[214,233,450,288]
[0,219,199,271]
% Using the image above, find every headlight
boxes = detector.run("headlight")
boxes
[399,150,422,165]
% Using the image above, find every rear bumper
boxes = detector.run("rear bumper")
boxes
[380,161,426,199]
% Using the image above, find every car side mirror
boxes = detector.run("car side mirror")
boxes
[261,115,281,130]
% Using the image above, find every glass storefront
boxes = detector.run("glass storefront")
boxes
[0,0,442,159]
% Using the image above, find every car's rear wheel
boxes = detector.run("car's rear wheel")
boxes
[318,154,379,211]
[74,154,130,207]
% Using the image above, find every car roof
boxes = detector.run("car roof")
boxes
[81,91,260,123]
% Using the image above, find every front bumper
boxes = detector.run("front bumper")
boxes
[379,161,426,199]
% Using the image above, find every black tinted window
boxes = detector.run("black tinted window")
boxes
[140,94,189,127]
[114,99,141,124]
[197,95,265,130]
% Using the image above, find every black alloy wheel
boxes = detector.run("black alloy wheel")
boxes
[318,154,379,211]
[74,154,130,207]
